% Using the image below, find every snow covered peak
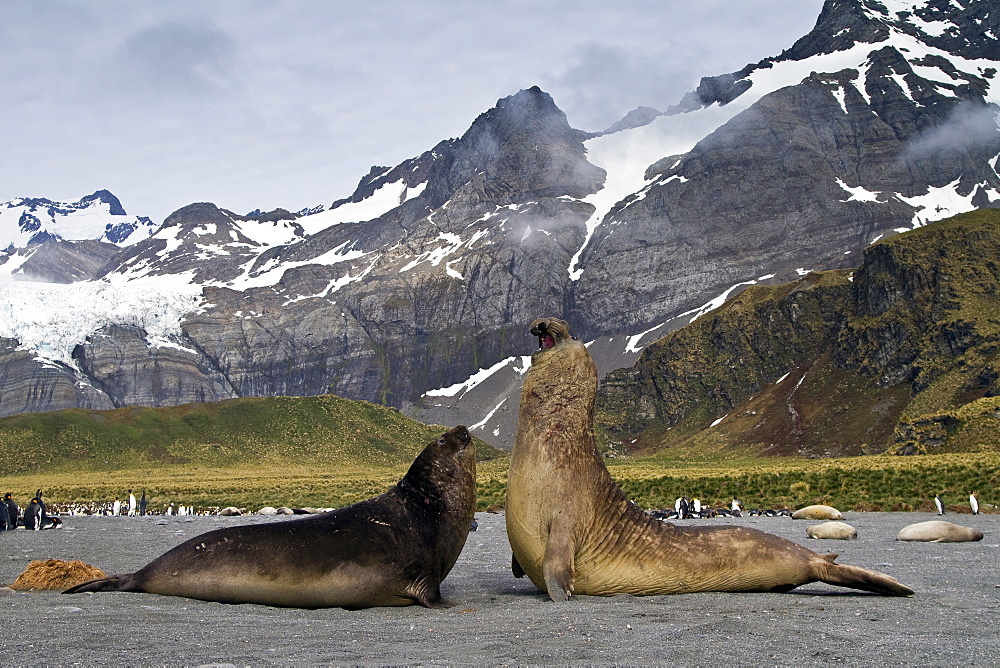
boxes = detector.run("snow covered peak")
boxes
[862,1,1000,59]
[0,190,156,250]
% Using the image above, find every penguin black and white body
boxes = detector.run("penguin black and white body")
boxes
[139,491,147,516]
[36,489,47,522]
[4,493,19,530]
[128,490,137,516]
[112,497,121,517]
[934,495,944,515]
[23,498,42,530]
[970,493,979,515]
[675,496,689,519]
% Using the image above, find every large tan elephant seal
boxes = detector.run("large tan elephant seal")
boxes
[897,520,984,543]
[65,426,477,609]
[806,522,858,540]
[792,505,843,520]
[506,317,913,600]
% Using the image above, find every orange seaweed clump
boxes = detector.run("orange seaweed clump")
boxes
[9,559,106,591]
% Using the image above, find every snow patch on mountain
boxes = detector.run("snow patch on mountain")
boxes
[235,241,374,291]
[569,107,741,280]
[0,246,37,278]
[0,274,204,365]
[838,178,882,202]
[685,275,775,324]
[297,180,427,236]
[424,355,529,400]
[399,228,489,276]
[896,178,979,229]
[230,217,302,248]
[0,192,155,250]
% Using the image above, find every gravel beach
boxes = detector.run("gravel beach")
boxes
[1,511,997,666]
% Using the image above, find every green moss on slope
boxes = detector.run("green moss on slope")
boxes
[597,208,1000,458]
[0,394,501,476]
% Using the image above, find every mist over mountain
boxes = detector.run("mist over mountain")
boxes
[1,0,998,454]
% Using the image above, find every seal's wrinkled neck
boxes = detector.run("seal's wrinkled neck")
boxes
[521,339,598,448]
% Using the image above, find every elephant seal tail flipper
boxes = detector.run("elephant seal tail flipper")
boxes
[63,575,133,594]
[814,554,914,597]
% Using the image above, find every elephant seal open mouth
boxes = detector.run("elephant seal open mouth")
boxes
[505,316,913,600]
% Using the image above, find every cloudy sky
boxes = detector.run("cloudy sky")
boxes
[1,1,824,223]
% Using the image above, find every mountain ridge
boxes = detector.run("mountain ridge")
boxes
[0,0,998,452]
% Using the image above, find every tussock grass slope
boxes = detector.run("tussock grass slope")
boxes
[597,209,1000,459]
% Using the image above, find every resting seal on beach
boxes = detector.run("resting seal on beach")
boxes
[505,317,913,600]
[806,522,858,540]
[896,520,983,543]
[65,426,477,609]
[792,505,844,520]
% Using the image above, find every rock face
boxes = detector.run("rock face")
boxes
[572,48,1000,339]
[1,1,999,449]
[10,240,122,283]
[0,338,114,415]
[72,325,236,408]
[596,209,1000,457]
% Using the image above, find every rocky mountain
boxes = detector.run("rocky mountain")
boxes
[0,190,155,283]
[1,0,999,451]
[596,208,1000,458]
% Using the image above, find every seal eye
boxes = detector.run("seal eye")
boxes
[437,438,446,446]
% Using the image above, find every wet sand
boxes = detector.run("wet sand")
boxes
[1,511,997,666]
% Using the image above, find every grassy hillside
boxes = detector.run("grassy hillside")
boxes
[0,398,993,514]
[596,209,1000,459]
[0,394,500,475]
[4,450,995,515]
[0,395,506,512]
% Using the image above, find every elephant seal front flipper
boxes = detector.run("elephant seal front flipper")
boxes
[542,522,575,601]
[506,317,913,600]
[66,425,477,609]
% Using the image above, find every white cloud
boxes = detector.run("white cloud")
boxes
[904,102,1000,162]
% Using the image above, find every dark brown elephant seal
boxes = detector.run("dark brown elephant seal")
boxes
[505,317,913,600]
[65,426,477,609]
